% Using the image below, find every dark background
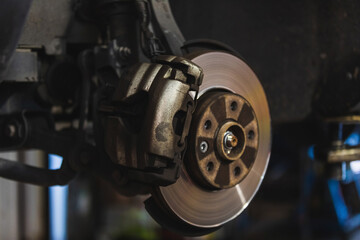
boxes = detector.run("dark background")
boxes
[169,1,360,239]
[171,0,360,123]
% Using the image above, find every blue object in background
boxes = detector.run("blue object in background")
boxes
[345,132,360,146]
[328,179,349,227]
[307,145,315,160]
[328,179,360,232]
[49,154,68,240]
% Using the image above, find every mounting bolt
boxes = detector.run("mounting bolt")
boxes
[224,131,238,149]
[200,141,208,153]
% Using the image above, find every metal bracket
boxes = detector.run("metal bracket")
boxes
[149,0,185,56]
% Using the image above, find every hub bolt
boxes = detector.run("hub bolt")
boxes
[224,131,238,149]
[200,141,208,153]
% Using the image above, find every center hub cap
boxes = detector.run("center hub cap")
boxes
[217,122,246,161]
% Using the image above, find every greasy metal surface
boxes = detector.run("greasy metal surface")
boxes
[18,0,100,55]
[1,50,38,82]
[186,92,259,189]
[325,115,360,124]
[318,116,360,164]
[328,148,360,163]
[105,63,185,167]
[19,0,72,55]
[150,0,185,56]
[105,56,202,175]
[156,51,271,228]
[0,0,33,78]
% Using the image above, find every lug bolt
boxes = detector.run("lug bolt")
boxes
[200,141,208,153]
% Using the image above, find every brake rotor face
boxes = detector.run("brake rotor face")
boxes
[152,51,271,229]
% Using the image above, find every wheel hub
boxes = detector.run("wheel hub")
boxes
[186,92,259,190]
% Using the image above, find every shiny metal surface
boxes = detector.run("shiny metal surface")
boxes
[157,51,271,228]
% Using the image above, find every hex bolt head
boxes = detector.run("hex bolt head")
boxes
[224,132,238,149]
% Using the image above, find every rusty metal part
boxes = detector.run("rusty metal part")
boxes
[149,0,185,56]
[104,55,203,185]
[152,51,271,228]
[317,116,360,164]
[315,115,360,180]
[186,92,259,190]
[325,115,360,124]
[328,148,360,163]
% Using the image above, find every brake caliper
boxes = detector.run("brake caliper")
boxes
[103,55,203,186]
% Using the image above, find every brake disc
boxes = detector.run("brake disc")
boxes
[146,51,271,235]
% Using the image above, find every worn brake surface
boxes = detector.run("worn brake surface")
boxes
[103,55,203,190]
[146,51,271,235]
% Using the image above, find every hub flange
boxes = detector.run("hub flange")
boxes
[186,92,259,190]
